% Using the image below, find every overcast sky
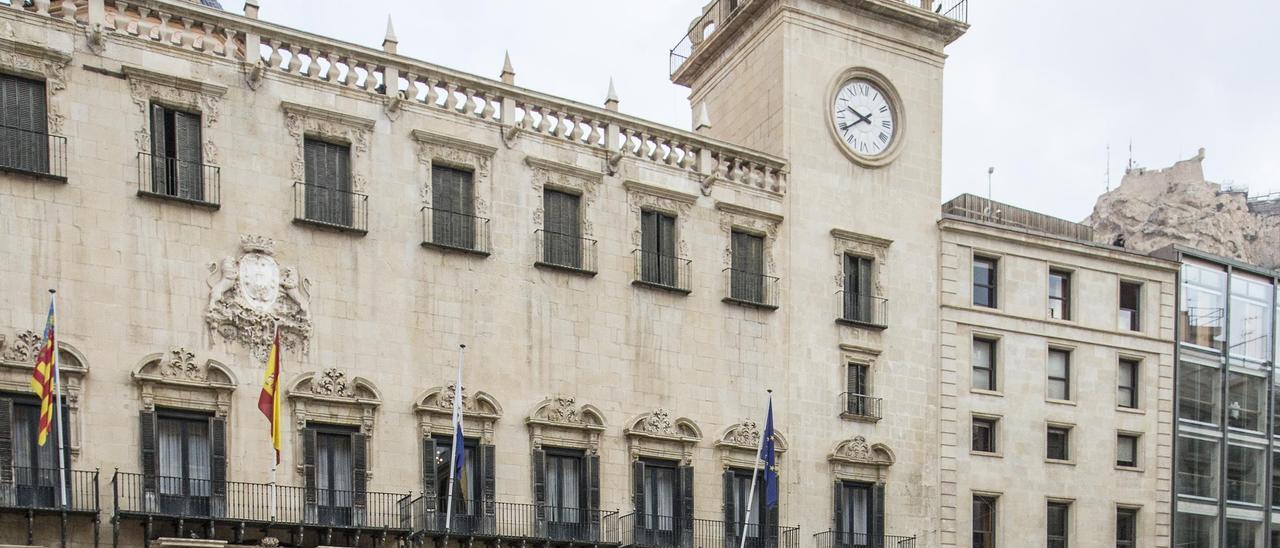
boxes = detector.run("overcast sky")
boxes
[253,0,1280,222]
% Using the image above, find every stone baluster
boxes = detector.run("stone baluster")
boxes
[266,39,282,69]
[317,51,334,81]
[621,129,637,156]
[425,77,440,107]
[362,62,378,92]
[155,12,171,43]
[440,82,458,111]
[7,0,23,10]
[176,18,194,47]
[479,92,496,120]
[221,28,237,58]
[400,71,416,97]
[302,49,320,79]
[59,0,73,21]
[284,44,300,74]
[195,23,215,52]
[589,120,605,147]
[569,116,585,142]
[649,137,664,162]
[33,0,49,16]
[665,140,680,166]
[463,88,480,116]
[136,7,152,39]
[114,2,131,33]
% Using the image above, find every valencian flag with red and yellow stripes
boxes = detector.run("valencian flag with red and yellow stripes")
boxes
[29,298,56,446]
[258,328,283,464]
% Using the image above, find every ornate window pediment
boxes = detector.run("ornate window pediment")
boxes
[123,65,227,165]
[526,395,606,454]
[413,383,502,444]
[205,235,313,360]
[527,156,603,237]
[831,228,892,301]
[624,408,702,464]
[131,348,237,417]
[716,201,783,274]
[286,368,381,480]
[0,331,87,457]
[413,129,496,219]
[829,436,895,482]
[0,37,71,135]
[281,101,375,192]
[715,420,788,469]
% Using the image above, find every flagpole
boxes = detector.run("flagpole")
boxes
[445,344,465,532]
[739,390,771,548]
[269,321,280,522]
[49,289,69,509]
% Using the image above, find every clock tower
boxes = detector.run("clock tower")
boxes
[669,0,968,545]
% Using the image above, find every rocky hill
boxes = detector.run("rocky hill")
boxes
[1084,148,1280,269]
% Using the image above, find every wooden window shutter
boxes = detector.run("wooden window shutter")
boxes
[174,110,203,201]
[631,460,645,540]
[531,448,547,516]
[480,443,496,517]
[149,104,167,194]
[678,464,695,546]
[350,432,368,511]
[832,481,844,533]
[722,469,737,541]
[303,138,324,222]
[0,398,12,484]
[584,453,601,533]
[334,142,352,226]
[422,437,438,511]
[139,411,158,497]
[872,483,886,542]
[302,427,318,505]
[208,416,227,517]
[0,75,48,174]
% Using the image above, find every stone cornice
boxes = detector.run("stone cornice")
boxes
[831,228,893,248]
[623,180,699,205]
[280,101,376,131]
[715,201,784,223]
[939,216,1180,273]
[411,129,497,157]
[0,35,72,65]
[122,65,228,97]
[525,156,604,183]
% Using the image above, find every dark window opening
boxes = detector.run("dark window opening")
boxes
[1119,281,1141,331]
[1046,502,1069,548]
[972,418,996,453]
[972,338,997,391]
[543,188,583,268]
[640,210,679,287]
[148,103,204,201]
[1046,427,1070,461]
[1118,359,1139,409]
[1049,269,1071,320]
[973,256,997,308]
[972,495,997,548]
[430,165,476,250]
[303,138,354,227]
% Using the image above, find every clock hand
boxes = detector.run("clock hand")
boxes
[846,107,873,126]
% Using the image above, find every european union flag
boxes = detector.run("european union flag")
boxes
[452,422,467,479]
[761,398,778,508]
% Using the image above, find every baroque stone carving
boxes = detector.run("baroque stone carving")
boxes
[0,40,70,134]
[527,157,602,237]
[626,184,694,249]
[718,205,782,272]
[205,235,313,359]
[725,420,761,448]
[837,436,872,461]
[831,229,892,296]
[311,368,355,398]
[160,348,203,381]
[413,130,496,218]
[641,408,675,435]
[545,395,581,424]
[0,329,43,363]
[438,383,468,410]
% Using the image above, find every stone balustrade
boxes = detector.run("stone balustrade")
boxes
[5,0,787,195]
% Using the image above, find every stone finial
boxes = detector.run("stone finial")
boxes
[604,78,619,112]
[694,102,712,132]
[243,0,259,19]
[382,16,398,54]
[500,50,516,85]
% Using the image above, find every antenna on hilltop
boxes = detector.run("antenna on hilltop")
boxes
[1127,139,1134,172]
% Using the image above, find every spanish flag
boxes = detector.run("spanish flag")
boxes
[258,328,282,464]
[30,298,56,446]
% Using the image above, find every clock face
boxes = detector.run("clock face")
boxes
[832,78,897,158]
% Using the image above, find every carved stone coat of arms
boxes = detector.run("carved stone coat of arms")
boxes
[206,235,312,358]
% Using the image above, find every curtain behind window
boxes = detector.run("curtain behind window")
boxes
[187,421,210,496]
[158,419,184,495]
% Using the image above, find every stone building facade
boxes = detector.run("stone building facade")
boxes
[937,195,1178,547]
[0,1,977,548]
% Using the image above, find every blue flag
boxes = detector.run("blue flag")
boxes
[761,398,778,508]
[452,422,466,479]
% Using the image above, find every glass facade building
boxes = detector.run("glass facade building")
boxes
[1164,247,1280,548]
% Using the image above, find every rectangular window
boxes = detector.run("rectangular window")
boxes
[1046,502,1069,548]
[148,103,204,201]
[1049,269,1072,320]
[640,460,679,538]
[1230,273,1272,362]
[973,256,998,308]
[1119,281,1142,331]
[836,481,872,540]
[727,468,764,539]
[1227,444,1265,505]
[972,337,997,391]
[1227,520,1261,548]
[430,165,476,250]
[433,435,480,517]
[972,417,996,453]
[546,450,583,528]
[315,429,356,526]
[1273,452,1280,510]
[156,412,212,516]
[1228,371,1266,432]
[0,73,51,175]
[845,363,872,417]
[1046,426,1070,461]
[1115,508,1138,548]
[972,495,997,548]
[542,188,583,269]
[1048,349,1071,401]
[640,210,679,287]
[10,397,65,508]
[730,231,766,304]
[1178,361,1220,425]
[1117,434,1139,468]
[1118,358,1139,409]
[842,254,874,323]
[1175,513,1215,548]
[303,138,353,227]
[1180,262,1226,351]
[1176,436,1218,499]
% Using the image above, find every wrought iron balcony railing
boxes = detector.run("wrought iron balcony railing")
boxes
[0,467,99,514]
[0,124,67,180]
[840,393,884,422]
[421,206,491,255]
[535,229,598,274]
[724,268,780,309]
[112,471,409,530]
[836,292,888,328]
[633,249,692,293]
[137,152,221,208]
[813,531,918,548]
[619,513,798,548]
[406,497,619,543]
[292,181,369,234]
